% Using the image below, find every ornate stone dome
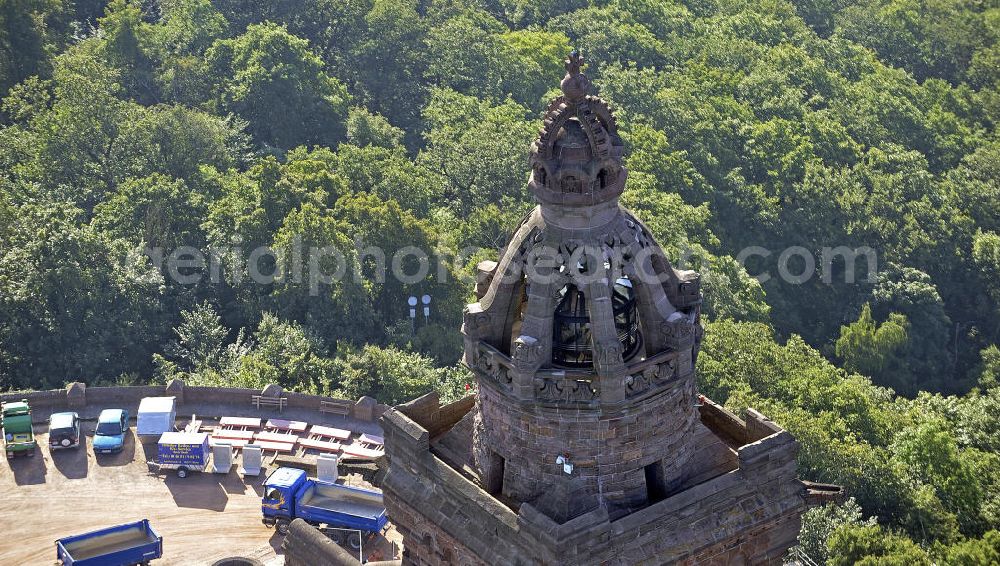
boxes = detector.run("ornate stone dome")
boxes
[529,51,626,208]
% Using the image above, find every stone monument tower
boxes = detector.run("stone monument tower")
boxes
[463,49,705,522]
[380,52,835,565]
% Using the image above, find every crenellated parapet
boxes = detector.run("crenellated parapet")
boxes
[381,392,829,565]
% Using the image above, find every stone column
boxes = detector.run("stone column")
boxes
[511,335,544,400]
[584,269,627,405]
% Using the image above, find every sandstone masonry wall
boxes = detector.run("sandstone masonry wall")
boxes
[381,395,808,566]
[475,372,700,517]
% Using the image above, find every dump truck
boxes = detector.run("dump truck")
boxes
[262,467,388,549]
[55,519,162,566]
[2,399,36,458]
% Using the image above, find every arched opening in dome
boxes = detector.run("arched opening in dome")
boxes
[502,275,529,356]
[613,277,641,356]
[534,164,547,188]
[551,277,641,368]
[552,284,590,367]
[597,168,608,190]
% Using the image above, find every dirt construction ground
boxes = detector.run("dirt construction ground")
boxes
[0,425,398,565]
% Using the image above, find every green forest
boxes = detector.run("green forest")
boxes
[0,0,998,562]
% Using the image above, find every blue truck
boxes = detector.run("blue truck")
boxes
[262,467,388,549]
[55,519,162,566]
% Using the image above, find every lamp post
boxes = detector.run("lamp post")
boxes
[408,296,418,335]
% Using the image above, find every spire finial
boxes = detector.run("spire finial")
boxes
[565,50,584,76]
[560,49,590,103]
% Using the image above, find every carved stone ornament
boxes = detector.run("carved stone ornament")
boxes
[593,342,623,376]
[473,344,512,388]
[560,50,591,103]
[463,311,493,338]
[513,335,544,372]
[535,376,599,402]
[661,320,696,349]
[625,357,678,396]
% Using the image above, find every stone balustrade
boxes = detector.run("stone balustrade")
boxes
[470,340,689,408]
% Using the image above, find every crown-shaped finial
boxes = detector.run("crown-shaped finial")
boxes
[560,49,590,103]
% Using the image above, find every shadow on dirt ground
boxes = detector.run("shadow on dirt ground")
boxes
[138,437,160,462]
[247,477,265,496]
[268,530,284,557]
[51,444,88,480]
[164,473,230,511]
[219,470,250,496]
[9,451,47,485]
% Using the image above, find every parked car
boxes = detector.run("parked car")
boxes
[93,409,129,454]
[48,411,81,450]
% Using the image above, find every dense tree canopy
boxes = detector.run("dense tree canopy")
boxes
[0,0,996,561]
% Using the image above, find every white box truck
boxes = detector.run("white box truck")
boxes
[137,397,176,437]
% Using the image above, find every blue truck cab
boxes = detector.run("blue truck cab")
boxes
[55,519,161,566]
[262,467,388,547]
[93,409,129,454]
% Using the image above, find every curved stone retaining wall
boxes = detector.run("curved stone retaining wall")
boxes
[0,381,389,424]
